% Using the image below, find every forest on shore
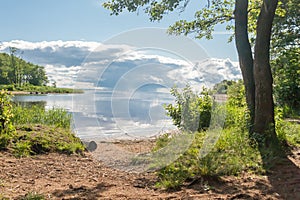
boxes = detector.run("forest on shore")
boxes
[0,51,82,94]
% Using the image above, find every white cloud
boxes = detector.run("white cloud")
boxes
[0,40,100,52]
[0,40,241,89]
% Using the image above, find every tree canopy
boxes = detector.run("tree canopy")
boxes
[0,52,48,87]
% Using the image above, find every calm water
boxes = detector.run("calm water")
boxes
[13,90,176,140]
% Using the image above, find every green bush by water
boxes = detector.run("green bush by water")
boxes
[0,91,84,157]
[164,85,213,132]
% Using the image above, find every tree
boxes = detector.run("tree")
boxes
[8,47,19,85]
[0,53,48,87]
[103,0,286,144]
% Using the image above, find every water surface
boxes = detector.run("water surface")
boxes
[13,90,176,140]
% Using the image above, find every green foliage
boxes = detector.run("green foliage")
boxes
[224,80,250,132]
[0,90,14,131]
[155,80,300,189]
[212,80,235,94]
[0,84,83,94]
[12,105,72,129]
[103,0,235,40]
[271,0,300,52]
[272,48,300,113]
[275,108,300,148]
[13,140,32,158]
[0,52,82,94]
[0,52,48,86]
[0,90,16,149]
[226,80,246,108]
[169,0,234,40]
[165,85,213,132]
[156,112,299,189]
[4,125,85,157]
[103,0,299,47]
[155,128,263,189]
[156,83,262,189]
[0,93,84,157]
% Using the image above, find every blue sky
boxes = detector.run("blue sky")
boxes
[0,0,237,61]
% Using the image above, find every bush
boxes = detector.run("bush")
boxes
[224,80,251,132]
[0,90,16,150]
[165,85,213,132]
[212,80,236,94]
[0,90,15,132]
[273,48,300,113]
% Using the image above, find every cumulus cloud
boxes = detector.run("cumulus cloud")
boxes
[0,40,241,89]
[0,40,133,87]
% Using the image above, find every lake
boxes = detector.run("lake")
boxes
[13,89,176,140]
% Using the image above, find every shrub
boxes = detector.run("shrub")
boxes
[0,90,16,150]
[273,48,300,113]
[165,85,213,132]
[0,90,15,132]
[212,80,236,94]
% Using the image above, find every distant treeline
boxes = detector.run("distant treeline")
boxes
[0,50,48,86]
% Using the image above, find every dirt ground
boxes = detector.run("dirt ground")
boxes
[0,140,299,200]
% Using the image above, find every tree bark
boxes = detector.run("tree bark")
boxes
[234,0,255,132]
[253,0,278,137]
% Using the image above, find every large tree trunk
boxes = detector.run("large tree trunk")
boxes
[253,0,278,138]
[234,0,255,132]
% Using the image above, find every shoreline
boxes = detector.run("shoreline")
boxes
[7,90,84,95]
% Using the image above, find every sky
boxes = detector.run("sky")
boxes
[0,0,238,61]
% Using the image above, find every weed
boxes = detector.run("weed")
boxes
[21,192,45,200]
[12,105,71,129]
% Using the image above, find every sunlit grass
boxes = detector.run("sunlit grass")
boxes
[0,104,84,157]
[12,105,71,129]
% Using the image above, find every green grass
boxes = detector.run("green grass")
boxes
[276,121,300,148]
[154,128,264,189]
[0,104,85,157]
[154,119,300,189]
[2,125,85,157]
[12,105,72,129]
